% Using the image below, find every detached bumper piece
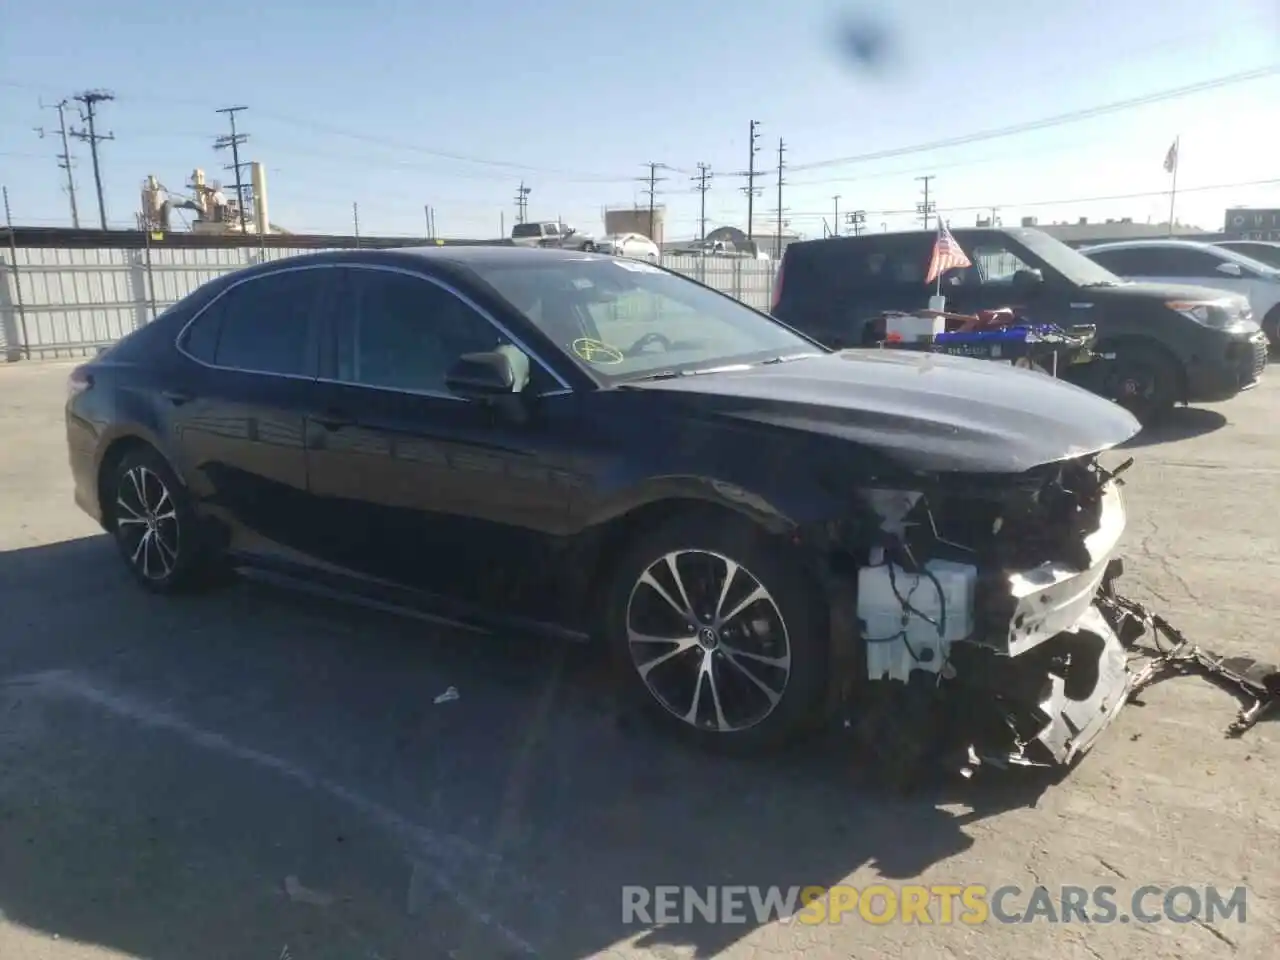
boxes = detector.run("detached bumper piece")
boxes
[1098,582,1280,736]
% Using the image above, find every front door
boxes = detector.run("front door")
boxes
[304,264,576,623]
[168,266,334,559]
[944,236,1075,327]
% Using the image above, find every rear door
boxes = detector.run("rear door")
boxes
[171,266,336,558]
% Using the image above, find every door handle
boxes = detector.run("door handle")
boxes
[312,410,353,430]
[161,389,193,406]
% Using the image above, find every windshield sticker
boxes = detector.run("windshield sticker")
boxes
[613,259,663,274]
[571,337,625,364]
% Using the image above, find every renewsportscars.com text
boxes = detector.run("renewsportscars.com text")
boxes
[621,884,1248,926]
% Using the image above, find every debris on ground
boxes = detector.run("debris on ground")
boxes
[1099,590,1280,736]
[434,686,460,705]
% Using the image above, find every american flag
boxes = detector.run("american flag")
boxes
[924,220,972,285]
[1163,137,1179,173]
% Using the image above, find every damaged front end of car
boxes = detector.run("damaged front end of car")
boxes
[841,453,1145,782]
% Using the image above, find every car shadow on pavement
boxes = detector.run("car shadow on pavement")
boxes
[1121,407,1227,448]
[0,535,1058,960]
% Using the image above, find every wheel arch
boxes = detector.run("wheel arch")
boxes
[1095,334,1188,402]
[95,431,182,529]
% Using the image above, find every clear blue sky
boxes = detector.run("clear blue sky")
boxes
[2,0,1278,239]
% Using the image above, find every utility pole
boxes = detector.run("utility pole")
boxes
[846,210,867,236]
[214,106,250,232]
[69,90,115,230]
[915,175,936,229]
[514,181,531,225]
[35,100,80,228]
[774,139,787,258]
[832,196,842,237]
[988,206,1000,227]
[691,163,713,241]
[638,162,668,243]
[741,120,762,242]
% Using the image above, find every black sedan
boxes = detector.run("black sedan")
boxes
[66,245,1146,779]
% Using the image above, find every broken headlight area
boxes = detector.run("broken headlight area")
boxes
[844,454,1142,781]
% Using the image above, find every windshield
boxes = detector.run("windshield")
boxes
[470,257,822,381]
[1011,228,1126,287]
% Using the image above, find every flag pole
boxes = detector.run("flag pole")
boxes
[934,220,943,298]
[1167,136,1179,237]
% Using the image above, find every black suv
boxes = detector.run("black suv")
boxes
[771,227,1268,420]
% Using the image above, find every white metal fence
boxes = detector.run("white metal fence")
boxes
[1,246,777,361]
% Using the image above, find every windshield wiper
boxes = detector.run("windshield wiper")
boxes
[759,352,821,364]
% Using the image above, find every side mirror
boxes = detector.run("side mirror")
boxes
[1216,261,1244,277]
[444,347,530,399]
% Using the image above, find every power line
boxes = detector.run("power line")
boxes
[756,176,1280,221]
[691,163,713,241]
[68,90,115,230]
[639,162,668,243]
[787,65,1280,174]
[34,99,80,228]
[214,106,250,232]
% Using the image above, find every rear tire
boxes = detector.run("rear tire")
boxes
[107,447,222,593]
[603,511,829,755]
[1103,342,1181,425]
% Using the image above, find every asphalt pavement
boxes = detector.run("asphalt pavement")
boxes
[0,359,1276,960]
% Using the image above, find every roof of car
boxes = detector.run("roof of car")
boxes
[1080,238,1225,253]
[786,226,1047,249]
[245,244,614,273]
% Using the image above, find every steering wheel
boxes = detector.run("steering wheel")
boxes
[626,331,673,355]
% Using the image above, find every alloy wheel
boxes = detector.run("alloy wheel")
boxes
[114,465,180,581]
[625,549,791,733]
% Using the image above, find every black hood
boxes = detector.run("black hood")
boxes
[622,351,1140,474]
[1085,279,1247,304]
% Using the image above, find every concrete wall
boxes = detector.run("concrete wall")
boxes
[0,245,776,360]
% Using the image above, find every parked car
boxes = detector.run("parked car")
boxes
[771,227,1268,422]
[595,232,660,262]
[1215,240,1280,270]
[1080,239,1280,350]
[510,220,597,252]
[66,246,1149,779]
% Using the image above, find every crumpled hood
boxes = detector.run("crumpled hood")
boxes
[621,351,1141,473]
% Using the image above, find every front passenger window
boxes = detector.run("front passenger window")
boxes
[338,270,502,393]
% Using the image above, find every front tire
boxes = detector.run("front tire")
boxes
[1103,343,1180,425]
[1263,306,1280,355]
[604,512,829,754]
[108,447,218,593]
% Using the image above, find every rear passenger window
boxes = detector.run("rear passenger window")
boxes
[181,300,223,363]
[211,270,327,376]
